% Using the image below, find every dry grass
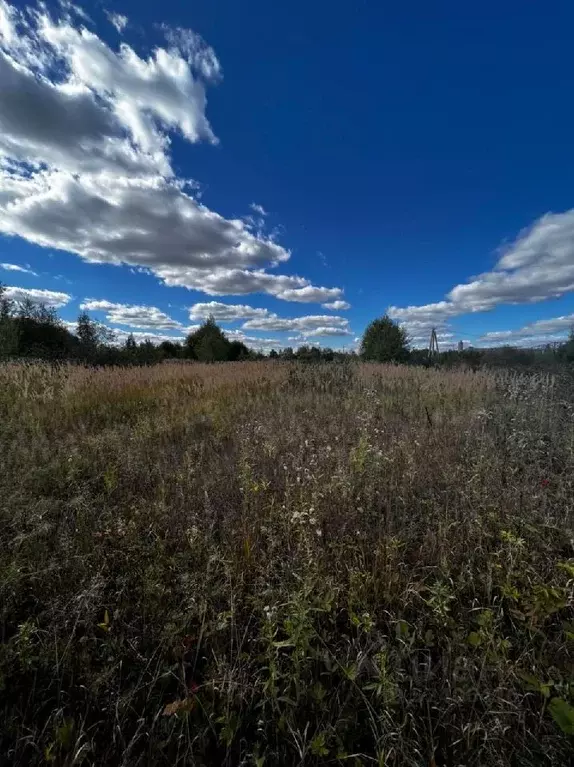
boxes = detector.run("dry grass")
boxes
[1,361,573,765]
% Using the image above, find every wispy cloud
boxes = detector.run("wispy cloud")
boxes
[105,11,128,33]
[249,202,268,217]
[0,262,37,275]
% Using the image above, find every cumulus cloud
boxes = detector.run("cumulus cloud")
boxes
[188,301,353,337]
[80,299,183,329]
[0,2,344,304]
[479,314,574,345]
[0,172,291,271]
[477,334,567,349]
[39,8,219,152]
[323,299,350,310]
[3,285,71,307]
[243,313,351,335]
[189,301,271,322]
[1,262,37,275]
[305,326,353,337]
[279,285,342,303]
[108,327,188,345]
[156,266,341,302]
[389,210,574,324]
[388,301,463,328]
[224,328,283,351]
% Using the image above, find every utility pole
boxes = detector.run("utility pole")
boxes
[429,328,439,361]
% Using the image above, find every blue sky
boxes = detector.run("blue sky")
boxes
[2,0,574,351]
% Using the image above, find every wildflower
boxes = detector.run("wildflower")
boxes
[541,478,550,488]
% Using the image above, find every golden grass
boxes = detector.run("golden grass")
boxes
[0,361,573,765]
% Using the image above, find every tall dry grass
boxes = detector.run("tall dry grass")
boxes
[1,361,573,765]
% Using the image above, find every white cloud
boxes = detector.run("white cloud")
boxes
[1,262,37,275]
[0,1,345,304]
[0,172,292,273]
[250,202,268,217]
[322,299,350,310]
[109,327,188,345]
[389,210,574,324]
[105,11,127,33]
[479,314,574,345]
[161,24,222,82]
[80,299,183,329]
[188,303,353,337]
[0,0,215,177]
[58,1,92,24]
[243,313,350,334]
[3,285,71,307]
[77,298,354,343]
[38,8,219,154]
[156,266,341,302]
[0,0,16,45]
[477,335,567,349]
[305,326,353,337]
[388,301,462,328]
[189,301,271,322]
[278,285,342,303]
[224,328,282,351]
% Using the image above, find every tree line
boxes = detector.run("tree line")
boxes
[2,283,573,368]
[360,314,574,369]
[0,285,350,364]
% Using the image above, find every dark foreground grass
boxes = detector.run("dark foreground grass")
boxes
[1,361,573,765]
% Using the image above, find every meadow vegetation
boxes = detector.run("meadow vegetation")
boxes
[1,360,574,765]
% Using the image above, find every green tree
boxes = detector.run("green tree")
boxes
[297,345,322,362]
[76,312,115,361]
[185,317,231,362]
[562,326,574,363]
[158,340,182,359]
[11,298,76,359]
[321,347,334,361]
[77,311,100,354]
[125,333,137,352]
[136,339,163,364]
[228,340,250,360]
[360,315,409,363]
[0,283,19,358]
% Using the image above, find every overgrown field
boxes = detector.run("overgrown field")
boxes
[1,361,574,765]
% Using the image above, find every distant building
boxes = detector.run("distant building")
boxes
[458,340,464,352]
